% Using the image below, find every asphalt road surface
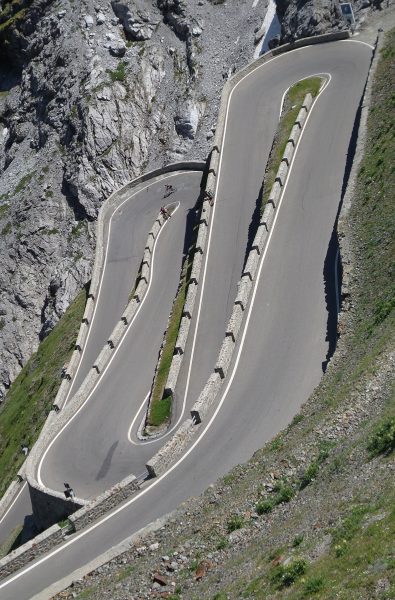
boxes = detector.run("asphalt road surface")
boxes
[0,39,373,599]
[0,169,203,542]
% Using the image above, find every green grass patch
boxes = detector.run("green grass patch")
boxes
[0,203,9,219]
[226,514,244,533]
[0,288,87,498]
[148,395,172,427]
[261,76,323,213]
[367,415,395,457]
[146,272,187,428]
[14,171,35,194]
[1,221,12,235]
[107,61,127,83]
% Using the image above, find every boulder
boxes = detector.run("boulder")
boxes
[111,1,159,41]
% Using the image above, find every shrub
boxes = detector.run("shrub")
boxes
[107,61,126,83]
[270,558,307,588]
[303,576,324,594]
[367,416,395,456]
[256,499,274,515]
[292,534,304,547]
[226,515,244,533]
[216,537,228,550]
[299,461,319,489]
[275,484,294,503]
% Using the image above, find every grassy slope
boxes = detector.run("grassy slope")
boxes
[0,288,86,497]
[61,29,394,600]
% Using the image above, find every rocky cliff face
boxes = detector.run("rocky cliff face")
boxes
[277,0,387,42]
[0,0,269,400]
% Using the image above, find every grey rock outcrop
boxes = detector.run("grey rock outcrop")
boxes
[277,0,387,42]
[111,1,159,42]
[174,97,205,140]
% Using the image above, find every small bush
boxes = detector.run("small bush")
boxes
[256,499,274,515]
[226,515,244,533]
[292,534,304,547]
[275,484,294,503]
[299,461,319,489]
[107,61,126,83]
[367,416,395,456]
[303,576,324,594]
[216,537,228,550]
[270,558,307,588]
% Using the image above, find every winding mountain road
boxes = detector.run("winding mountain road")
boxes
[0,38,373,599]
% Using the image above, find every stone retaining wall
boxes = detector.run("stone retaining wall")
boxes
[0,522,66,580]
[69,474,140,531]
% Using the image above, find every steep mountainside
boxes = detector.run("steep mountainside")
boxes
[0,0,269,400]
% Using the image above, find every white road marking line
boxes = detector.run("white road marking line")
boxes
[36,198,184,489]
[343,39,375,50]
[0,40,373,590]
[0,482,27,526]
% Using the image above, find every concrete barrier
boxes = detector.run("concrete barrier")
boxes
[146,419,195,478]
[174,316,191,355]
[235,277,253,311]
[215,336,235,379]
[282,141,295,167]
[182,282,198,320]
[295,105,308,129]
[252,223,269,254]
[275,161,289,187]
[261,202,275,231]
[164,353,183,397]
[69,474,139,531]
[225,303,244,343]
[303,92,313,111]
[243,249,260,281]
[190,251,203,285]
[268,181,282,208]
[190,372,223,423]
[289,123,301,146]
[195,222,208,254]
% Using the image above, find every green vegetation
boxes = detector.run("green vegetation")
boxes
[0,288,87,497]
[146,222,198,429]
[148,395,172,427]
[269,558,307,588]
[107,61,127,83]
[261,76,323,212]
[367,415,395,456]
[0,203,10,219]
[256,481,294,515]
[1,221,12,235]
[14,171,35,194]
[226,514,244,533]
